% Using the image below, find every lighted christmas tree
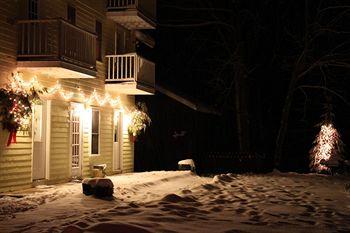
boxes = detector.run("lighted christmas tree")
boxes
[309,97,344,173]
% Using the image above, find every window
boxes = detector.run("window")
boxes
[91,109,100,155]
[28,0,38,19]
[114,112,120,143]
[96,20,102,61]
[67,5,76,25]
[116,27,132,54]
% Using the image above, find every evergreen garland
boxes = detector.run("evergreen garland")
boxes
[0,74,44,146]
[128,102,151,142]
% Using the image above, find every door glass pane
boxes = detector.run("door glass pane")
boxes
[92,110,99,133]
[92,134,99,154]
[71,108,80,168]
[114,113,119,143]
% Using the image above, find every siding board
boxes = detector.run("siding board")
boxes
[0,0,136,192]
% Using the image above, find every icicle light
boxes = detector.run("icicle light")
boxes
[13,73,121,107]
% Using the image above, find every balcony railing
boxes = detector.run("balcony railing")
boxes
[107,0,156,21]
[107,0,137,8]
[106,53,155,87]
[17,18,97,70]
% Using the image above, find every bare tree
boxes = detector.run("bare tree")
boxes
[159,0,264,153]
[274,0,350,166]
[159,0,350,167]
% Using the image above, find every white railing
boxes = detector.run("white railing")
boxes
[107,0,136,8]
[106,53,155,86]
[106,53,140,82]
[107,0,156,20]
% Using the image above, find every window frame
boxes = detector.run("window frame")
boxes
[67,5,76,25]
[28,0,39,20]
[91,108,100,156]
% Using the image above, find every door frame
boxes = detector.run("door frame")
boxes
[70,102,84,177]
[31,100,50,181]
[113,110,123,172]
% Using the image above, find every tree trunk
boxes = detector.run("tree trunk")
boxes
[274,75,298,167]
[234,68,250,153]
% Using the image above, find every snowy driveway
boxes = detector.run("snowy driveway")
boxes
[0,171,349,233]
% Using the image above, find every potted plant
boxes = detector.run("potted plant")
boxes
[128,102,151,142]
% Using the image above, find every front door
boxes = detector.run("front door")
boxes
[32,103,46,180]
[71,103,83,177]
[113,110,122,171]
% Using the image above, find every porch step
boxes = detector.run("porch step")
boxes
[71,176,83,183]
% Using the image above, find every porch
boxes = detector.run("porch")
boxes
[105,53,155,95]
[106,0,156,30]
[16,18,97,79]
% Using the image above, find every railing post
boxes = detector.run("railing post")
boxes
[116,56,119,80]
[134,54,138,81]
[58,19,63,59]
[20,24,24,55]
[121,56,124,79]
[128,56,131,79]
[27,22,30,54]
[112,56,115,80]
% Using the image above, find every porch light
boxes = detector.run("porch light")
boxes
[72,103,85,118]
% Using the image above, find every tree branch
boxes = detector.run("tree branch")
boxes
[297,85,350,107]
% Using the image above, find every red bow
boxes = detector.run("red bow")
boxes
[7,131,17,146]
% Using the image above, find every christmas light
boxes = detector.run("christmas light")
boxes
[13,73,121,108]
[310,123,341,172]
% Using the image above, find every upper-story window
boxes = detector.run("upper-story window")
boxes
[28,0,38,19]
[96,20,102,61]
[116,26,132,54]
[67,5,76,25]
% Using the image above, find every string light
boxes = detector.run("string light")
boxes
[310,123,341,172]
[13,73,121,108]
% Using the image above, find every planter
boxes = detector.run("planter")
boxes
[129,134,137,143]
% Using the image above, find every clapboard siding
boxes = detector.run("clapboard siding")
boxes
[122,96,135,173]
[0,0,17,85]
[49,100,70,182]
[0,131,32,192]
[88,108,114,175]
[0,4,26,195]
[0,0,136,192]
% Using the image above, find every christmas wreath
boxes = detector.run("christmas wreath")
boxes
[0,74,44,146]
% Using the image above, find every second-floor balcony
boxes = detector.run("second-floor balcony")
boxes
[106,0,156,30]
[17,18,97,79]
[105,53,155,95]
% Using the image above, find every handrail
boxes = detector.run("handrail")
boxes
[107,0,156,21]
[17,19,58,23]
[106,53,139,81]
[107,0,137,8]
[17,18,96,69]
[17,18,97,37]
[106,53,155,87]
[106,53,136,58]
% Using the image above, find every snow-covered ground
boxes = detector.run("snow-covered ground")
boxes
[0,171,349,233]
